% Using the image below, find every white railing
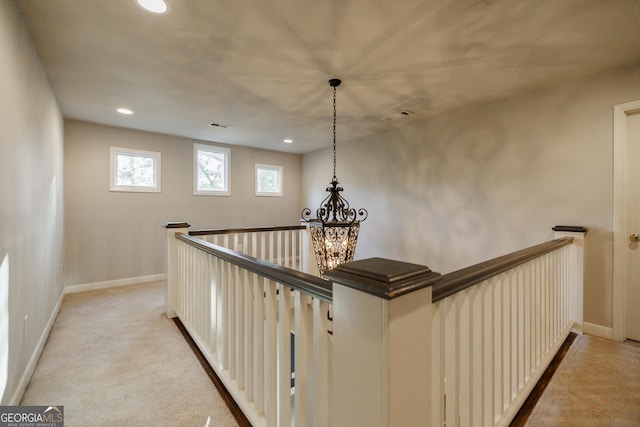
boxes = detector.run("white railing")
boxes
[326,227,585,427]
[429,239,579,426]
[190,226,308,271]
[164,223,585,427]
[165,223,330,427]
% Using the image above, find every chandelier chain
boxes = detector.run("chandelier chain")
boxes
[332,84,337,181]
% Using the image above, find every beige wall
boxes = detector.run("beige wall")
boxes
[0,1,64,404]
[303,63,640,329]
[64,120,302,286]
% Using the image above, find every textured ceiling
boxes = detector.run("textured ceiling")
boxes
[16,0,640,153]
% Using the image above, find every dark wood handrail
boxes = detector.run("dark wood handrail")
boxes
[179,227,575,305]
[175,232,332,303]
[190,225,306,236]
[431,237,573,302]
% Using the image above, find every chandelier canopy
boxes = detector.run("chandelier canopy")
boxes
[301,79,367,274]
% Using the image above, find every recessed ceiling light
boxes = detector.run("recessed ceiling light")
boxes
[136,0,168,14]
[283,139,293,144]
[117,108,134,115]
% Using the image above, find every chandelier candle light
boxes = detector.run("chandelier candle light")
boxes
[301,79,367,274]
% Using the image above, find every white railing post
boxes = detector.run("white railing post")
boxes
[553,226,588,334]
[301,223,320,277]
[163,222,191,318]
[324,258,441,427]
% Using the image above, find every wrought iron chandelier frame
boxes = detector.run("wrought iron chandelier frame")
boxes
[301,78,367,274]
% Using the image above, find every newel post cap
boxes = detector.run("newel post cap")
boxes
[163,222,191,229]
[552,225,588,234]
[323,257,441,300]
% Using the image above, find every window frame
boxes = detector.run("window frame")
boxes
[255,163,284,197]
[193,143,230,196]
[109,146,161,193]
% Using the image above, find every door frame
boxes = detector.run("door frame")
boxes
[613,99,640,342]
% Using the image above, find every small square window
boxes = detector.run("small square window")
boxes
[110,147,161,193]
[194,143,230,196]
[255,164,283,197]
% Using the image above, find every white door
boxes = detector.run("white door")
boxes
[626,112,640,341]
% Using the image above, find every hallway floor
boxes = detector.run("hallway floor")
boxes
[523,335,640,426]
[21,282,239,426]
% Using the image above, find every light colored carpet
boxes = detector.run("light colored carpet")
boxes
[21,281,239,427]
[525,335,640,427]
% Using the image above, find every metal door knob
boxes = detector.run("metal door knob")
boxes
[631,233,640,242]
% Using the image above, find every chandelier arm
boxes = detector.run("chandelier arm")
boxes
[301,208,313,221]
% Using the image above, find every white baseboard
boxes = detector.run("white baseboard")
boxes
[583,322,613,340]
[64,274,165,294]
[10,291,65,405]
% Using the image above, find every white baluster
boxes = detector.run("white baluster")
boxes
[294,292,311,426]
[253,272,265,415]
[277,283,292,427]
[235,264,244,386]
[243,269,253,399]
[431,301,445,427]
[264,279,278,426]
[470,286,483,425]
[312,299,330,427]
[482,280,495,425]
[459,290,471,426]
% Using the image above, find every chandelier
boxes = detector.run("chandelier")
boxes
[301,79,367,274]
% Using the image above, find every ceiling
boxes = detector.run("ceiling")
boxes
[15,0,640,154]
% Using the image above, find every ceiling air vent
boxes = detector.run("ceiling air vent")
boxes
[209,122,228,128]
[382,110,414,121]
